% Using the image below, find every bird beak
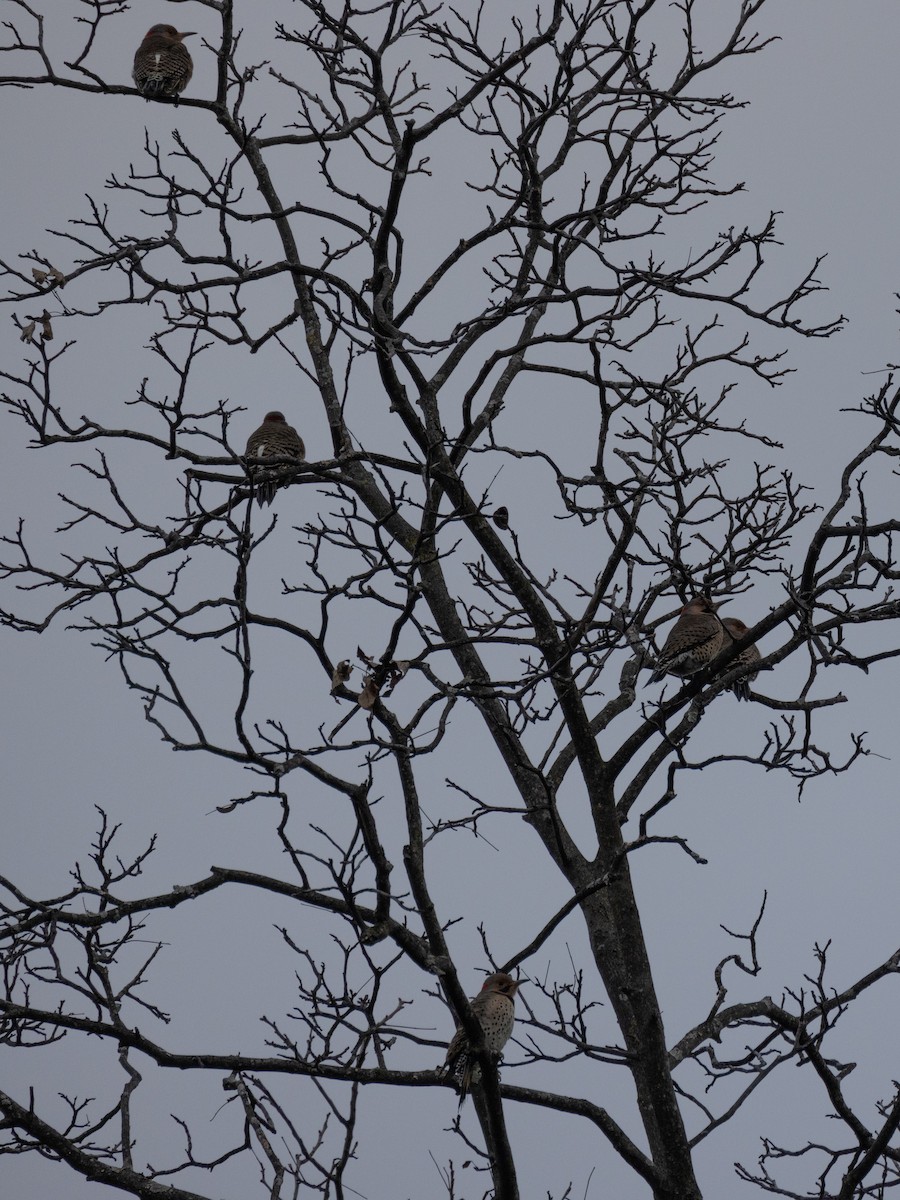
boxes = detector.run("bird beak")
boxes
[179,31,196,39]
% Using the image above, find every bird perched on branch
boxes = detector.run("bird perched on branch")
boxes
[720,617,761,700]
[244,411,306,507]
[650,595,724,682]
[133,25,195,100]
[441,972,520,1107]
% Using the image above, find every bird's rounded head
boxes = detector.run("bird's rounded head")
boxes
[144,25,194,40]
[721,617,749,637]
[685,595,718,615]
[263,411,287,423]
[481,972,520,997]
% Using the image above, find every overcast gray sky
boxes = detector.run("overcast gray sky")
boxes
[3,3,900,1198]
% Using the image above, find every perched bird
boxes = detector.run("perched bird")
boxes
[720,617,761,701]
[650,595,724,682]
[244,411,306,507]
[132,25,195,100]
[442,972,520,1107]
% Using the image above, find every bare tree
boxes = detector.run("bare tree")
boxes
[2,2,900,1198]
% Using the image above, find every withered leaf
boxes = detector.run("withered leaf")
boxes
[48,265,66,286]
[31,268,48,284]
[39,310,53,341]
[20,320,35,343]
[357,645,375,667]
[357,676,379,710]
[492,505,510,530]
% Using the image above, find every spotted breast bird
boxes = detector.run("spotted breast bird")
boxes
[133,25,195,100]
[720,617,761,700]
[442,972,520,1107]
[244,411,306,507]
[650,595,724,682]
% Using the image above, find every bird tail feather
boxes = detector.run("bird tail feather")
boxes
[255,479,276,507]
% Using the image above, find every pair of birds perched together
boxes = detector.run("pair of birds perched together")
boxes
[651,596,761,699]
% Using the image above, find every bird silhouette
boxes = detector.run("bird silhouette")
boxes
[720,617,761,700]
[650,596,724,682]
[133,25,194,100]
[244,411,306,506]
[442,973,520,1107]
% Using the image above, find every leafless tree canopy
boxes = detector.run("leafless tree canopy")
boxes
[3,2,900,1198]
